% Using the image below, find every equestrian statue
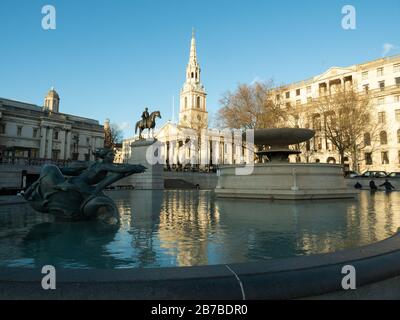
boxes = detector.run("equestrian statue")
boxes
[135,107,162,139]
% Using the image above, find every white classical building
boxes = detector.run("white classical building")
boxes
[122,31,400,173]
[122,31,252,169]
[0,88,105,163]
[282,55,400,172]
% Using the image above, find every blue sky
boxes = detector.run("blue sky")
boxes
[0,0,399,137]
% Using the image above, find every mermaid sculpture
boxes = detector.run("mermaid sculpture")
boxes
[23,148,146,225]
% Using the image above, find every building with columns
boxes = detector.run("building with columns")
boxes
[122,31,252,169]
[123,31,400,173]
[0,88,105,163]
[281,55,400,173]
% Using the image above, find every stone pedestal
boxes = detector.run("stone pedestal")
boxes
[215,163,358,200]
[117,139,164,190]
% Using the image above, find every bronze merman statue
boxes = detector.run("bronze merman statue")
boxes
[23,148,146,225]
[135,109,161,139]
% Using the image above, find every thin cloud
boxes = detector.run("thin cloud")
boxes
[250,76,264,85]
[382,43,399,57]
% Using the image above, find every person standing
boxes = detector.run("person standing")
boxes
[380,179,395,192]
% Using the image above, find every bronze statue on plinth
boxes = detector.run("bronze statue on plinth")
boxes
[135,108,161,139]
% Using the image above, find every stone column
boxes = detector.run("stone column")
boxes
[39,127,47,158]
[47,127,53,159]
[59,130,66,160]
[65,131,71,160]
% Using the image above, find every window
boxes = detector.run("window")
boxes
[380,131,388,145]
[276,94,281,100]
[379,80,385,91]
[377,67,384,77]
[377,97,385,105]
[378,111,386,124]
[52,150,60,161]
[317,137,322,150]
[296,89,301,96]
[197,96,201,108]
[381,151,389,164]
[394,63,400,73]
[17,126,22,137]
[33,128,38,138]
[395,77,400,86]
[395,95,400,103]
[362,71,368,80]
[86,137,90,145]
[398,129,400,143]
[285,91,290,99]
[365,152,373,165]
[313,115,322,131]
[0,124,5,134]
[396,109,400,122]
[184,97,188,109]
[306,86,311,94]
[364,132,371,146]
[53,131,59,140]
[363,84,369,93]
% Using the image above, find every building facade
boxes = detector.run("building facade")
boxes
[0,88,105,163]
[282,55,400,173]
[122,31,252,169]
[122,31,400,173]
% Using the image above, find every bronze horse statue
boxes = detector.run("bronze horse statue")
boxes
[135,111,161,139]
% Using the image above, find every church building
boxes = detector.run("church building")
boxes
[122,31,251,169]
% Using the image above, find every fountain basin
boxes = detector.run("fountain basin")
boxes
[215,163,358,200]
[252,128,315,146]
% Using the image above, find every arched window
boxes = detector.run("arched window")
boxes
[184,97,188,109]
[191,72,194,78]
[197,96,201,108]
[380,131,388,145]
[327,157,336,164]
[397,129,400,143]
[364,132,371,146]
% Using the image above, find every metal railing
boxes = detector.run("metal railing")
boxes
[0,157,71,167]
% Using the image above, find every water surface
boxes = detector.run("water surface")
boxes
[0,190,399,269]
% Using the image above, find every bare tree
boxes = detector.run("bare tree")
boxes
[105,123,124,149]
[311,84,379,169]
[218,80,288,129]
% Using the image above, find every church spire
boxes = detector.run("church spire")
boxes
[186,28,200,83]
[189,28,197,64]
[179,29,208,129]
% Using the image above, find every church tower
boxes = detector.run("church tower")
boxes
[178,29,208,129]
[43,87,60,113]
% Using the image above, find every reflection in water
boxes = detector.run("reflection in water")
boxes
[1,190,400,268]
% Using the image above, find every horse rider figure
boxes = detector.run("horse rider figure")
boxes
[135,108,162,139]
[142,107,149,123]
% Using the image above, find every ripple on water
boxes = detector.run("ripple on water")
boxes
[0,190,400,268]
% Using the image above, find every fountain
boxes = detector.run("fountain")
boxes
[215,128,358,200]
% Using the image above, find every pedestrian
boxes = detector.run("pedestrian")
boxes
[354,182,362,189]
[369,180,378,191]
[380,179,395,192]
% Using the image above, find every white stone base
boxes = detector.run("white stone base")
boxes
[215,163,358,200]
[119,139,164,190]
